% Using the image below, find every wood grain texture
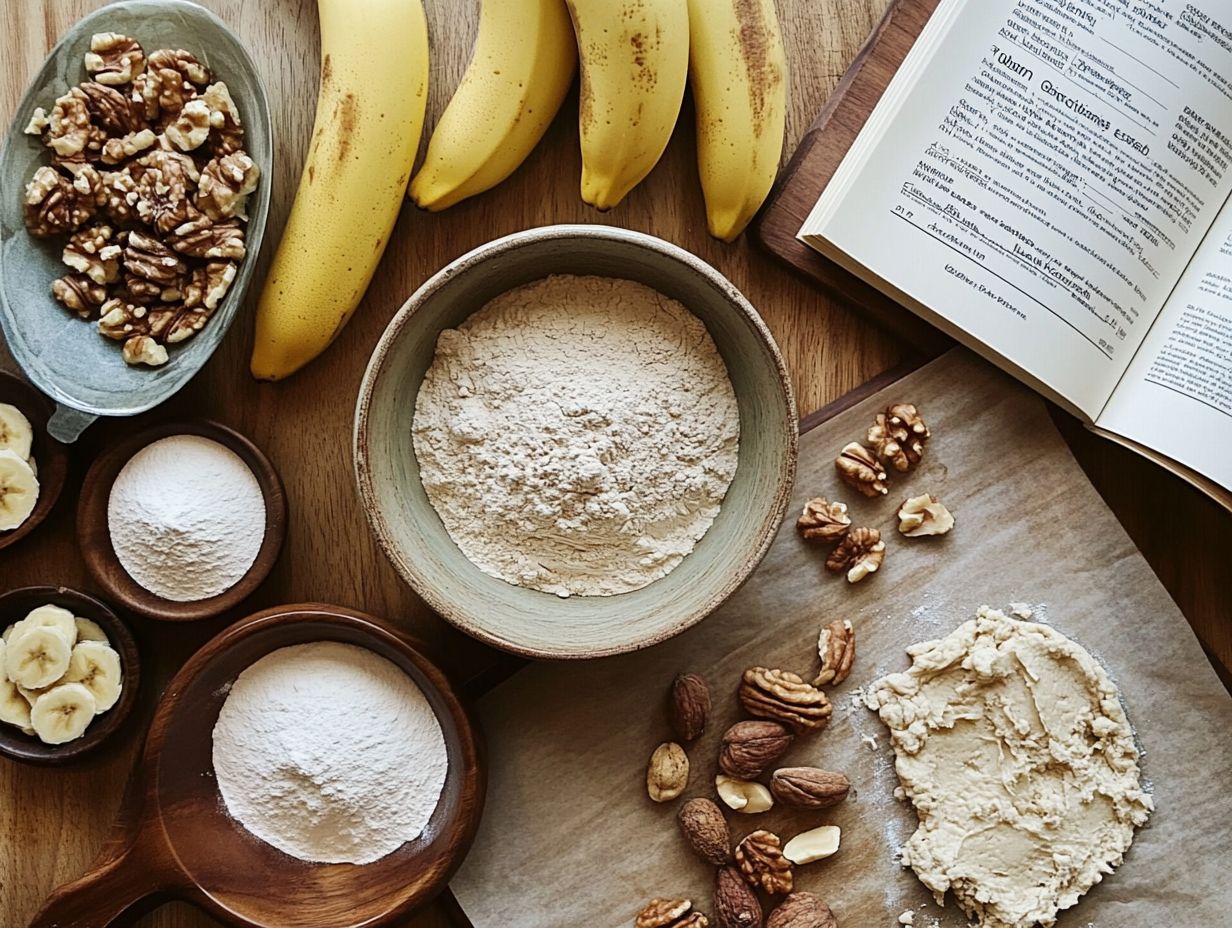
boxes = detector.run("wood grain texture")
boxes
[0,0,899,925]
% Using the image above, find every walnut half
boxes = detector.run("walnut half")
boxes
[825,526,885,583]
[796,496,850,544]
[897,494,954,537]
[835,442,888,497]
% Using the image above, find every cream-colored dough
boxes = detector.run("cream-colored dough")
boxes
[866,606,1152,928]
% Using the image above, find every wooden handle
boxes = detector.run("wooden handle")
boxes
[28,837,174,928]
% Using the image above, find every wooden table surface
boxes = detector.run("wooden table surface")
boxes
[0,1,1227,926]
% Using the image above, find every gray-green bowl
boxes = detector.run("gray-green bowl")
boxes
[0,0,272,442]
[354,226,798,659]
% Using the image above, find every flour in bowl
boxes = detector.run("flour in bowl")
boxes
[412,274,740,597]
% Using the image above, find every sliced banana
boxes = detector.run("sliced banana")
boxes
[0,403,33,461]
[17,684,47,707]
[30,683,96,744]
[0,449,39,531]
[62,641,123,714]
[0,677,32,730]
[1,624,14,642]
[74,617,109,643]
[12,604,78,648]
[5,626,71,689]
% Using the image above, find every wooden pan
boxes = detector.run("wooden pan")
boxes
[28,604,486,928]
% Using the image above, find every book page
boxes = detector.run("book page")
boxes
[1097,196,1232,490]
[802,0,1232,418]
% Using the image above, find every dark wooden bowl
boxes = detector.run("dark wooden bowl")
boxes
[0,372,69,552]
[77,419,287,621]
[0,586,140,766]
[28,604,486,928]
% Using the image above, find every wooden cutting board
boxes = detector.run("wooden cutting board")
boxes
[450,349,1232,927]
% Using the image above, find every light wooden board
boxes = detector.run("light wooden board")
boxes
[452,349,1232,927]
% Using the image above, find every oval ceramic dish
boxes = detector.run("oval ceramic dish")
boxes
[28,604,485,928]
[354,225,798,659]
[0,371,69,552]
[0,0,272,442]
[0,586,140,766]
[76,419,287,621]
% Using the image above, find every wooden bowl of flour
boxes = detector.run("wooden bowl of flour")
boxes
[354,225,798,659]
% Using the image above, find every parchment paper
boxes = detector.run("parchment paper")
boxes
[450,349,1232,927]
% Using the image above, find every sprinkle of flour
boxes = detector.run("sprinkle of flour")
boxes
[211,642,448,864]
[413,274,740,597]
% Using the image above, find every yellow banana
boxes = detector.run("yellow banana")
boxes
[687,0,786,241]
[410,0,576,211]
[250,0,428,381]
[567,0,689,210]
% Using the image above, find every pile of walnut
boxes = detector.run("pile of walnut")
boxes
[638,622,857,928]
[22,32,259,367]
[797,403,954,583]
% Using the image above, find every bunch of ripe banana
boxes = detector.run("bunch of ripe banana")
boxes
[250,0,785,381]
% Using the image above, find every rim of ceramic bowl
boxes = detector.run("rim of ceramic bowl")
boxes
[353,224,798,659]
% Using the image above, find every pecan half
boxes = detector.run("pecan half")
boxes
[736,830,793,895]
[824,527,885,583]
[165,215,245,259]
[835,442,888,497]
[678,798,731,865]
[868,402,929,471]
[669,672,711,743]
[719,720,793,780]
[124,230,186,285]
[769,768,850,810]
[714,866,762,928]
[738,668,831,734]
[796,497,850,544]
[814,620,854,687]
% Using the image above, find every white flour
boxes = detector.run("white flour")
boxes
[413,274,740,597]
[211,641,448,865]
[107,435,265,602]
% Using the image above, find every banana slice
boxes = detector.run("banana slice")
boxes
[0,403,33,462]
[1,624,14,642]
[12,604,78,648]
[0,449,39,531]
[62,641,122,713]
[74,617,109,643]
[30,683,96,744]
[17,684,47,707]
[5,626,71,689]
[0,678,32,730]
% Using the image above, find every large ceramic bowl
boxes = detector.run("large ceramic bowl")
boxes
[0,0,272,442]
[354,225,798,659]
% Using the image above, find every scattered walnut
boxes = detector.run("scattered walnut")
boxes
[825,527,885,583]
[796,497,850,544]
[166,215,245,260]
[124,230,186,285]
[52,274,107,318]
[165,99,211,151]
[736,830,793,895]
[63,223,121,285]
[24,107,49,135]
[765,893,837,928]
[197,150,260,220]
[636,898,709,928]
[84,33,146,86]
[202,82,244,154]
[24,165,98,236]
[719,720,794,780]
[121,334,168,367]
[835,442,888,497]
[738,668,832,734]
[677,798,731,866]
[868,403,929,472]
[101,128,156,165]
[814,620,854,686]
[714,866,762,928]
[897,494,954,537]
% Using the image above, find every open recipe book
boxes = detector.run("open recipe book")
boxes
[800,0,1232,506]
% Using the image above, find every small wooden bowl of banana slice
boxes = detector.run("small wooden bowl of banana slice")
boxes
[0,372,69,552]
[0,586,139,765]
